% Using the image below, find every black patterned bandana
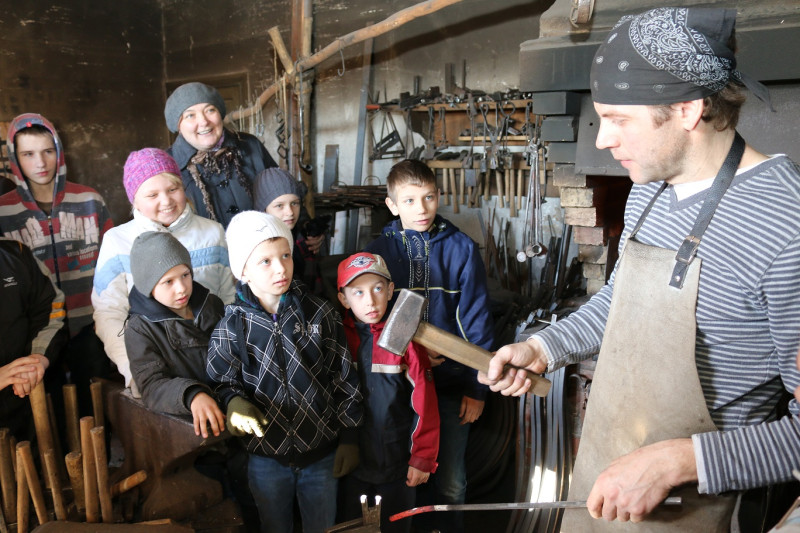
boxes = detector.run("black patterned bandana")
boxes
[590,7,771,107]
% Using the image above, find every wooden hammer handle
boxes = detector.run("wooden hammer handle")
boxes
[414,322,552,397]
[0,429,15,524]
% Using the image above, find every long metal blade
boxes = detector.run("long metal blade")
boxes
[389,497,682,522]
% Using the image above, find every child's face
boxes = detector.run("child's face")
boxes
[242,238,294,301]
[265,194,301,230]
[133,173,187,227]
[15,132,57,190]
[338,273,394,325]
[385,182,439,233]
[151,264,193,317]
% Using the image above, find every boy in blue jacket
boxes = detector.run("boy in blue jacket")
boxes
[365,159,494,533]
[336,252,439,533]
[207,211,363,533]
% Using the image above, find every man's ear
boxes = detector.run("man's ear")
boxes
[385,196,399,216]
[674,99,705,131]
[387,281,395,294]
[337,291,351,310]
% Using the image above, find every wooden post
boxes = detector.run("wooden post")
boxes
[46,393,68,483]
[17,443,47,525]
[63,384,81,454]
[0,429,15,524]
[64,452,85,513]
[111,470,147,498]
[29,382,54,488]
[15,445,28,533]
[228,0,468,123]
[90,427,113,523]
[79,417,99,523]
[43,451,66,521]
[90,382,104,430]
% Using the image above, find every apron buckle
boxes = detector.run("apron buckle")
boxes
[675,235,701,265]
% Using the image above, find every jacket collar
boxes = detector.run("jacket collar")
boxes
[128,281,211,323]
[132,203,193,232]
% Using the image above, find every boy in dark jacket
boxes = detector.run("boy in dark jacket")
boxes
[0,238,66,440]
[336,252,439,533]
[207,211,363,533]
[124,231,225,437]
[364,159,494,533]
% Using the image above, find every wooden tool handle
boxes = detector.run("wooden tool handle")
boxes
[80,417,99,523]
[450,169,459,214]
[414,322,552,397]
[65,451,85,512]
[18,442,48,525]
[90,427,113,523]
[15,446,28,533]
[43,450,66,520]
[29,382,54,488]
[495,170,505,207]
[90,381,104,429]
[63,384,81,454]
[111,470,147,498]
[0,429,15,524]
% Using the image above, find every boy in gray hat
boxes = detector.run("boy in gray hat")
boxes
[164,81,278,228]
[125,231,225,436]
[207,210,363,533]
[253,167,325,289]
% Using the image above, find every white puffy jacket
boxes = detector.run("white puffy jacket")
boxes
[92,205,235,388]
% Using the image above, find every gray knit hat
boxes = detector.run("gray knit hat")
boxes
[164,82,227,133]
[226,211,294,280]
[130,231,192,297]
[253,168,308,212]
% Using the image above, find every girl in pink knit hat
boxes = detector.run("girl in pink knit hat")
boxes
[91,147,235,395]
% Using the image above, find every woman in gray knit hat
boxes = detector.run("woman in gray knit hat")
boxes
[164,82,279,228]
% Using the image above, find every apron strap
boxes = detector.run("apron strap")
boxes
[670,132,745,288]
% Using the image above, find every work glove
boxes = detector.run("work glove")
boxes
[226,396,268,437]
[332,443,360,478]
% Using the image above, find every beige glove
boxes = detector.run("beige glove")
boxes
[226,396,268,437]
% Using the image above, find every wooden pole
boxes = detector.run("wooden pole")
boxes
[228,0,467,123]
[15,446,28,533]
[0,429,15,524]
[90,427,113,524]
[90,382,104,430]
[268,26,295,77]
[46,393,68,483]
[43,451,66,521]
[63,384,81,454]
[29,382,54,488]
[110,470,147,498]
[18,443,47,525]
[64,452,85,513]
[79,417,99,523]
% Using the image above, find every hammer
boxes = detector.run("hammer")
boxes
[377,290,551,397]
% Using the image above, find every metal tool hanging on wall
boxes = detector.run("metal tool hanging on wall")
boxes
[368,105,405,161]
[518,102,547,261]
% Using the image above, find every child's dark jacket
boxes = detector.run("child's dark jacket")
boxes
[207,280,363,467]
[125,282,223,416]
[342,313,439,484]
[365,215,493,400]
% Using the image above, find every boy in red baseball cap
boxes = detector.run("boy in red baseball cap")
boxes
[336,252,440,533]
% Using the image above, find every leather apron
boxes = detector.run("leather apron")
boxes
[560,135,745,532]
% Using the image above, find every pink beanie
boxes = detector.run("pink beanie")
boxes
[123,148,182,203]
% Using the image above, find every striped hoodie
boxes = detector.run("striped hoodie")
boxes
[0,114,113,336]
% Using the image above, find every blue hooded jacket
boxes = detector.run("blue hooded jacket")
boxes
[365,215,493,400]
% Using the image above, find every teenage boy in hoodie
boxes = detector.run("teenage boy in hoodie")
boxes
[336,252,439,533]
[207,211,363,533]
[0,113,114,415]
[364,159,494,533]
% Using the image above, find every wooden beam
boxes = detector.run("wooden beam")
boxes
[227,0,466,123]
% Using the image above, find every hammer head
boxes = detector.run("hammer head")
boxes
[378,289,426,355]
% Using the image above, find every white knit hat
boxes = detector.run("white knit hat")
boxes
[226,211,294,280]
